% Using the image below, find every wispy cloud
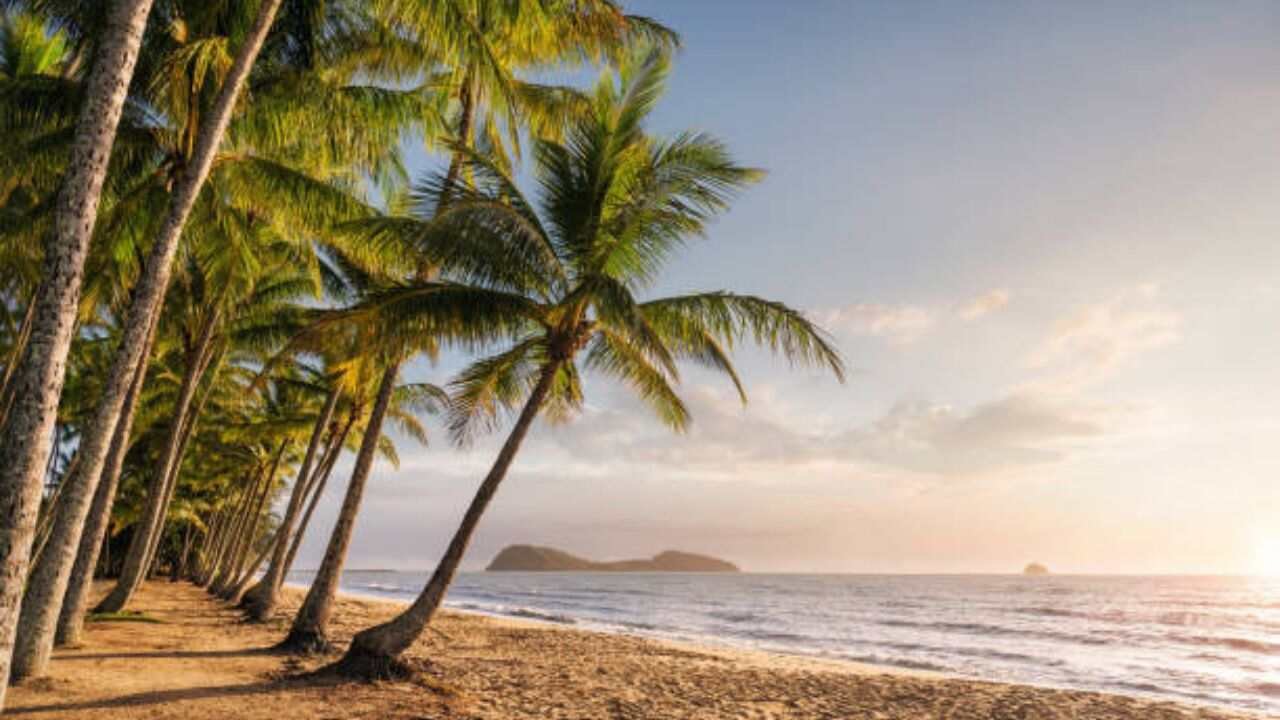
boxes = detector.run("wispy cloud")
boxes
[816,288,1011,346]
[816,303,936,345]
[1026,284,1180,391]
[841,393,1102,476]
[957,289,1011,321]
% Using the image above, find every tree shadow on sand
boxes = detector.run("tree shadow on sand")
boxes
[6,679,296,715]
[53,646,279,661]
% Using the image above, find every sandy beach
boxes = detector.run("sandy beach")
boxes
[3,581,1258,719]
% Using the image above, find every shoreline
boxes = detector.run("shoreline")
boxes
[292,582,1262,718]
[7,581,1262,719]
[294,581,943,680]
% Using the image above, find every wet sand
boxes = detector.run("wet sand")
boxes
[5,581,1258,719]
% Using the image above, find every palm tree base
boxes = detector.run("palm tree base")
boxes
[275,627,331,655]
[240,591,274,623]
[331,645,413,682]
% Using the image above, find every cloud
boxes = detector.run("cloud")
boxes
[816,303,936,345]
[538,383,1103,481]
[841,393,1103,476]
[957,289,1011,321]
[1026,285,1180,391]
[816,288,1011,345]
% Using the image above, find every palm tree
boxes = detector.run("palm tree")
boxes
[277,334,447,649]
[332,51,844,678]
[36,0,425,639]
[274,0,672,649]
[0,0,154,702]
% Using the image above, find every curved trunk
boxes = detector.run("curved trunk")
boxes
[245,389,339,620]
[53,311,157,648]
[75,0,286,617]
[281,409,355,580]
[190,509,225,583]
[141,342,221,576]
[172,523,195,581]
[29,448,78,569]
[0,0,154,702]
[93,316,217,613]
[213,443,282,596]
[280,365,398,653]
[202,469,260,589]
[337,362,558,679]
[218,441,285,600]
[226,531,275,605]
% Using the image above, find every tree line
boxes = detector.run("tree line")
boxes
[0,0,843,705]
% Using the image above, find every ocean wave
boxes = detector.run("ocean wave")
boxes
[877,619,1109,647]
[1174,634,1280,655]
[844,654,952,673]
[361,582,407,593]
[708,610,764,624]
[507,608,577,625]
[1246,682,1280,698]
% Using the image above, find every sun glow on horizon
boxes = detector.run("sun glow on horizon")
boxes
[1250,534,1280,578]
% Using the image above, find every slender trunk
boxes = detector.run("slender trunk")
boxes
[337,362,558,678]
[141,340,221,574]
[29,447,78,569]
[280,366,398,653]
[0,0,154,691]
[212,449,278,596]
[92,315,218,614]
[244,389,338,620]
[226,530,275,605]
[202,470,259,589]
[191,509,225,581]
[282,408,355,580]
[55,0,285,623]
[55,307,160,647]
[218,441,285,600]
[171,524,194,581]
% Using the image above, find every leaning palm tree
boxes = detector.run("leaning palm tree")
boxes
[333,51,844,678]
[277,324,447,650]
[0,0,153,703]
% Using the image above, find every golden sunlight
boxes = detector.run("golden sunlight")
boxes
[1251,534,1280,577]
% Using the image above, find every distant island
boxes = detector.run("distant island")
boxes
[487,545,739,572]
[1023,562,1050,576]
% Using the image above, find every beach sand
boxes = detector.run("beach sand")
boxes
[5,581,1257,719]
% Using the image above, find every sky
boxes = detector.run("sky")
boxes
[293,0,1280,575]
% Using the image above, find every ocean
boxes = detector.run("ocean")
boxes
[285,570,1280,715]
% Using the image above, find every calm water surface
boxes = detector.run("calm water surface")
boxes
[285,570,1280,715]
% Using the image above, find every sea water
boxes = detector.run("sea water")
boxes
[285,570,1280,714]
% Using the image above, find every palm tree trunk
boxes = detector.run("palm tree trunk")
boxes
[93,315,218,614]
[57,0,285,621]
[226,530,276,605]
[0,2,154,700]
[282,408,356,580]
[14,295,167,678]
[29,448,78,568]
[280,365,398,653]
[244,388,339,620]
[337,362,559,679]
[208,477,259,595]
[190,510,225,582]
[201,470,260,589]
[141,341,222,575]
[54,297,160,647]
[213,444,282,596]
[172,523,195,581]
[218,441,286,600]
